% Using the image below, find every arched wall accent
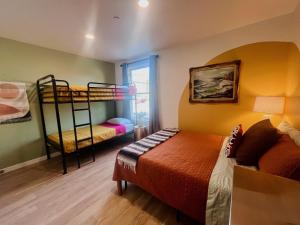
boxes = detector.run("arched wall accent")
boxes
[178,42,300,135]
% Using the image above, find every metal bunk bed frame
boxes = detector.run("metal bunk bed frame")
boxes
[37,74,134,174]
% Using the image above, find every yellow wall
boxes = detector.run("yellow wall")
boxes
[285,44,300,128]
[179,42,300,135]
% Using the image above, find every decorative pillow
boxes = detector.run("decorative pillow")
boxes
[277,121,300,146]
[259,134,300,181]
[235,119,280,166]
[107,118,132,125]
[225,124,243,158]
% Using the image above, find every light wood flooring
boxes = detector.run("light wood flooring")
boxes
[0,139,198,225]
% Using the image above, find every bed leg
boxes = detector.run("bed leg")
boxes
[124,181,127,190]
[91,146,96,162]
[76,151,81,168]
[62,152,67,174]
[176,210,181,222]
[46,145,51,160]
[117,180,123,195]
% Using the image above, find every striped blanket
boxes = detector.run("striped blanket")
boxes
[117,128,180,173]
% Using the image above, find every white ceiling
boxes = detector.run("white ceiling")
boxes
[0,0,299,62]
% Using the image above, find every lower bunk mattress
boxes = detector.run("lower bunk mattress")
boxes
[113,131,225,224]
[48,123,133,153]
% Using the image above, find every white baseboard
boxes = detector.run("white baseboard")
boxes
[0,152,60,174]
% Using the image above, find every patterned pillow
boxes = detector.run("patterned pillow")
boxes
[225,124,243,158]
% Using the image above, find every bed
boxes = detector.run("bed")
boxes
[113,119,300,224]
[113,131,256,224]
[42,85,131,103]
[48,122,134,153]
[37,74,136,174]
[113,131,226,224]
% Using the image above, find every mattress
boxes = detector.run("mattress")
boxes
[48,125,116,153]
[42,85,129,102]
[113,131,224,223]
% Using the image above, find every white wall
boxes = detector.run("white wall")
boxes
[115,11,299,128]
[293,5,300,47]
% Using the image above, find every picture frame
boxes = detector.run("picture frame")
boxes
[189,60,241,103]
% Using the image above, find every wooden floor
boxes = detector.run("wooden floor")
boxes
[0,139,199,225]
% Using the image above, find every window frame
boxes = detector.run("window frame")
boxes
[128,59,150,127]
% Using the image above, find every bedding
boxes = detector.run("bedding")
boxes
[48,119,134,153]
[101,122,126,135]
[113,131,224,223]
[236,119,280,165]
[117,129,180,173]
[104,118,134,132]
[206,137,256,225]
[42,85,129,102]
[206,137,234,225]
[48,125,116,153]
[278,120,293,133]
[107,117,132,125]
[277,121,300,146]
[43,96,119,102]
[225,124,243,158]
[259,134,300,181]
[124,123,134,133]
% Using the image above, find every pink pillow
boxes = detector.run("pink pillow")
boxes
[225,124,243,158]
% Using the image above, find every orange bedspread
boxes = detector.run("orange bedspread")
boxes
[113,131,224,223]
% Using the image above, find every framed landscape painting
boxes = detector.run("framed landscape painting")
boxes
[189,60,240,103]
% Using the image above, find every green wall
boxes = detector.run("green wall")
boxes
[0,37,116,169]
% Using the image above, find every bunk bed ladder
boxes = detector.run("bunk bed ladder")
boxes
[70,90,95,169]
[87,85,96,162]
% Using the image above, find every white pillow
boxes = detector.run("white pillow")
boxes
[277,121,300,146]
[288,129,300,146]
[107,117,132,125]
[277,121,293,133]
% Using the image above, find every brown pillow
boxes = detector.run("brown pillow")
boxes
[236,119,280,166]
[259,134,300,181]
[225,124,243,158]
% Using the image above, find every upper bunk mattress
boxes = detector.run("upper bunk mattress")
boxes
[42,85,129,102]
[113,131,224,223]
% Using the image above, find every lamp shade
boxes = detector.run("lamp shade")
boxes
[253,96,285,114]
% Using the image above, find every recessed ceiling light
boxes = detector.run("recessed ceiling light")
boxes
[138,0,149,8]
[85,34,95,40]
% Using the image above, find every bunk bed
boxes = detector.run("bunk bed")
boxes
[37,74,135,174]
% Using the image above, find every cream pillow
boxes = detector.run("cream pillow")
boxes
[107,117,132,125]
[277,121,293,133]
[289,129,300,146]
[277,121,300,146]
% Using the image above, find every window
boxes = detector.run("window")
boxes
[129,61,150,127]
